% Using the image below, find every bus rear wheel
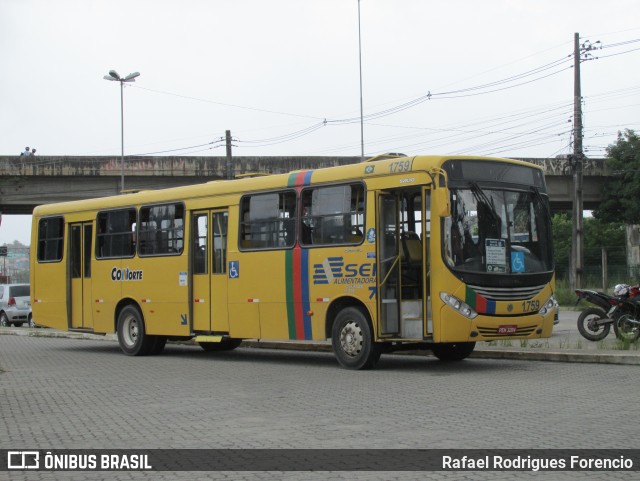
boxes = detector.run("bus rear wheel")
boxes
[331,307,381,370]
[199,338,242,351]
[431,342,476,361]
[117,305,154,356]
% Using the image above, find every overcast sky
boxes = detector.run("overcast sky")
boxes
[1,0,639,245]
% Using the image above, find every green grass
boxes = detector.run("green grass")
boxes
[555,278,617,308]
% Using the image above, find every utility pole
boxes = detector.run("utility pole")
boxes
[357,0,365,162]
[571,32,584,290]
[225,130,233,180]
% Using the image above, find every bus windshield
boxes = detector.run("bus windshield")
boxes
[444,184,552,274]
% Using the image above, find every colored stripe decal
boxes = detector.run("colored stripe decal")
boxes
[293,247,304,339]
[465,286,476,310]
[465,286,496,315]
[303,170,313,186]
[486,299,496,315]
[285,170,313,340]
[287,170,314,188]
[285,250,296,338]
[301,248,312,339]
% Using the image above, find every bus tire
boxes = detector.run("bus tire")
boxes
[331,307,381,370]
[117,305,153,356]
[431,342,476,361]
[149,336,167,355]
[199,338,242,351]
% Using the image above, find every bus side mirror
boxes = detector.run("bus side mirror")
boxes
[434,187,451,217]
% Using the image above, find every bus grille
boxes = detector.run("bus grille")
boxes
[477,325,538,337]
[467,284,545,301]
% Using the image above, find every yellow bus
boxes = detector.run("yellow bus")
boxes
[30,154,556,369]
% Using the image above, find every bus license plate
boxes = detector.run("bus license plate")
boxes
[498,325,517,334]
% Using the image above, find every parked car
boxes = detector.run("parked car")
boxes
[0,284,31,327]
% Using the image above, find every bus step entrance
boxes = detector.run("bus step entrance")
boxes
[194,335,223,343]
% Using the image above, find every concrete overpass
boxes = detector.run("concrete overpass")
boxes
[0,155,608,215]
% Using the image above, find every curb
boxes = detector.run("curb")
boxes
[241,340,640,365]
[2,328,639,365]
[469,348,640,365]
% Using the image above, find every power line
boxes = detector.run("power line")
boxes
[235,121,327,147]
[9,35,639,163]
[131,85,324,121]
[132,138,226,156]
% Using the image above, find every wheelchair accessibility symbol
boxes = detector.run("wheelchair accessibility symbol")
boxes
[511,252,525,273]
[229,261,240,279]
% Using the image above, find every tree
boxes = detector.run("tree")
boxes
[552,213,572,279]
[553,213,626,282]
[593,129,640,223]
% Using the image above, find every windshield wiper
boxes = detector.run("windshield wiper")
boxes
[531,186,551,219]
[469,182,501,223]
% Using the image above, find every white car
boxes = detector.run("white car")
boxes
[0,284,31,327]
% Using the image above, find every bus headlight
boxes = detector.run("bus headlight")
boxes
[539,296,558,317]
[440,292,478,319]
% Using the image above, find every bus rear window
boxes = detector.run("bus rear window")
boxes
[37,217,64,262]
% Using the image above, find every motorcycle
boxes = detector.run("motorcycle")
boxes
[575,284,640,342]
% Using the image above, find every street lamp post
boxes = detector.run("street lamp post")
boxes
[103,70,140,193]
[357,0,364,162]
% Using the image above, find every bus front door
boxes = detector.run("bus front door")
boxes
[192,210,229,333]
[69,222,93,329]
[377,189,430,339]
[377,193,400,335]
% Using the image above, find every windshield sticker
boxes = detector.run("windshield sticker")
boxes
[485,239,506,272]
[511,251,525,273]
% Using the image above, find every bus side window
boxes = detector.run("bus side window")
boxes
[138,203,184,256]
[239,191,296,250]
[96,209,136,259]
[300,183,365,246]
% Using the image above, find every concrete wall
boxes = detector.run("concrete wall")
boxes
[0,155,607,214]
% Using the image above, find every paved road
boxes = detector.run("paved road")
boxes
[1,332,638,481]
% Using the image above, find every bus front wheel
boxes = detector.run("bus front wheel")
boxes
[117,305,153,356]
[331,307,381,370]
[431,342,476,361]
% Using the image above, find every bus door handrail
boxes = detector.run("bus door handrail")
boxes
[379,255,401,287]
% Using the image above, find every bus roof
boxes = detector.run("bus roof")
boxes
[32,155,540,217]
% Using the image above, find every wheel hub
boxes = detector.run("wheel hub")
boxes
[124,317,139,347]
[340,321,363,357]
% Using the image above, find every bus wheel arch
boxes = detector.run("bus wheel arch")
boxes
[114,298,140,333]
[115,301,154,356]
[324,297,372,339]
[326,298,381,370]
